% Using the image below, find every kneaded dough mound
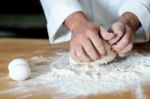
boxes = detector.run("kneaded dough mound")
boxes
[70,41,116,65]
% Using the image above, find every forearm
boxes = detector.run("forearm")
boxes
[119,12,141,33]
[64,11,88,31]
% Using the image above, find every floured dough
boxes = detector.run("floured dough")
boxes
[70,41,116,65]
[8,59,31,81]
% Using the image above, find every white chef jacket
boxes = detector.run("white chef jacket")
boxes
[40,0,150,44]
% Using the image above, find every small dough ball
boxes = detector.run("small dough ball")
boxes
[70,41,116,65]
[8,59,28,71]
[8,59,31,81]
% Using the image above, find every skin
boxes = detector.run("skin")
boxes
[64,11,141,62]
[106,12,141,57]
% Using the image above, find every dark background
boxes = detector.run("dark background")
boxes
[0,0,48,39]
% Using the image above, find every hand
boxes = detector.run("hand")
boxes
[106,21,134,57]
[70,21,108,62]
[104,12,141,57]
[64,12,114,62]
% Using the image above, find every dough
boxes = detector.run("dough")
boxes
[8,59,28,71]
[70,41,116,65]
[8,59,31,81]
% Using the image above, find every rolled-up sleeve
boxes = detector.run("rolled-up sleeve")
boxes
[119,0,150,42]
[40,0,83,44]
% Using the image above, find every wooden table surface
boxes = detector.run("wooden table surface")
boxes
[0,38,150,99]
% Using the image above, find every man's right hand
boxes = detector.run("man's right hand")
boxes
[64,12,114,62]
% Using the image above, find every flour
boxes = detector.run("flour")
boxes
[1,50,150,99]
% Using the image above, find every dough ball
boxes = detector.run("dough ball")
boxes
[8,59,31,81]
[8,59,28,71]
[70,41,116,65]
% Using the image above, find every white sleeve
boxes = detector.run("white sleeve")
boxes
[40,0,83,44]
[119,0,150,43]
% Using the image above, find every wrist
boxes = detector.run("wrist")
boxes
[119,12,141,33]
[64,11,89,32]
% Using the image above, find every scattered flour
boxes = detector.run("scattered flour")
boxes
[1,50,150,99]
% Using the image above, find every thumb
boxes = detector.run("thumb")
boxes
[100,26,115,41]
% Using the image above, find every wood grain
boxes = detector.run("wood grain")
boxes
[0,38,150,99]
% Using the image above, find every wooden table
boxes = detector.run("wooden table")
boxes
[0,38,150,99]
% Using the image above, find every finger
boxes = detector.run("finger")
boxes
[108,26,124,45]
[100,26,115,41]
[118,52,129,57]
[76,46,91,62]
[88,32,106,56]
[119,43,133,54]
[112,32,130,52]
[70,47,80,62]
[82,38,100,60]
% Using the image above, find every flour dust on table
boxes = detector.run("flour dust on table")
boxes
[1,51,150,99]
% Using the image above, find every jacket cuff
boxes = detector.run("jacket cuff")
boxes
[119,0,150,42]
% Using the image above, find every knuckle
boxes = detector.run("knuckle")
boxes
[76,32,85,39]
[85,29,98,37]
